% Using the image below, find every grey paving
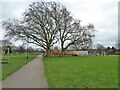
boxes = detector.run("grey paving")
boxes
[2,55,48,88]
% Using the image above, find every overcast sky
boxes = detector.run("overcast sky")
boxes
[0,0,118,48]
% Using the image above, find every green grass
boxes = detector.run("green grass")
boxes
[43,56,118,88]
[2,54,37,80]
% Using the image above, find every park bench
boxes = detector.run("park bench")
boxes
[1,48,9,64]
[1,58,9,64]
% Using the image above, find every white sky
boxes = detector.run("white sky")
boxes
[0,0,119,48]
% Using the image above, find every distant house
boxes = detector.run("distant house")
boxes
[51,50,88,57]
[116,49,120,55]
[74,51,88,56]
[51,50,72,56]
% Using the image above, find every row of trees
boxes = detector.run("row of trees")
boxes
[1,39,119,55]
[1,40,41,54]
[95,44,119,54]
[2,2,95,57]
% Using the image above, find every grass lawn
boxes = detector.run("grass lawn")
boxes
[43,56,118,88]
[2,54,37,80]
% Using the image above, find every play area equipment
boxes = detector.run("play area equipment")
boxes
[97,53,99,56]
[1,48,9,64]
[92,51,106,56]
[94,52,98,56]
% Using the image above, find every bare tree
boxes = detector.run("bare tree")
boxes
[57,17,95,55]
[69,39,93,51]
[54,45,59,50]
[96,44,105,53]
[2,1,95,57]
[27,47,34,54]
[2,2,62,57]
[18,45,26,53]
[2,39,12,46]
[1,39,13,54]
[115,42,120,49]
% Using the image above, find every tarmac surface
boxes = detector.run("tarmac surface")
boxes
[2,55,48,88]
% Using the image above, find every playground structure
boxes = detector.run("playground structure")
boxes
[51,50,73,57]
[91,51,106,56]
[74,51,88,56]
[50,50,88,57]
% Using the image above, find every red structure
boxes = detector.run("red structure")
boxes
[51,50,73,57]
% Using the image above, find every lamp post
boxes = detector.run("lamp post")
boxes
[26,40,28,61]
[27,48,28,60]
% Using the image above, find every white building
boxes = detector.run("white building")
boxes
[74,51,88,56]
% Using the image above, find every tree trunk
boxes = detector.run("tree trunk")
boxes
[61,51,64,56]
[61,43,64,56]
[46,49,51,57]
[61,49,64,56]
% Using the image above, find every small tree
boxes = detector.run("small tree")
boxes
[54,46,59,50]
[2,40,13,54]
[112,46,116,54]
[4,46,12,54]
[96,44,105,53]
[18,45,26,53]
[107,47,110,49]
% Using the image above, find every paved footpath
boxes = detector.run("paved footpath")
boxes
[2,55,48,88]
